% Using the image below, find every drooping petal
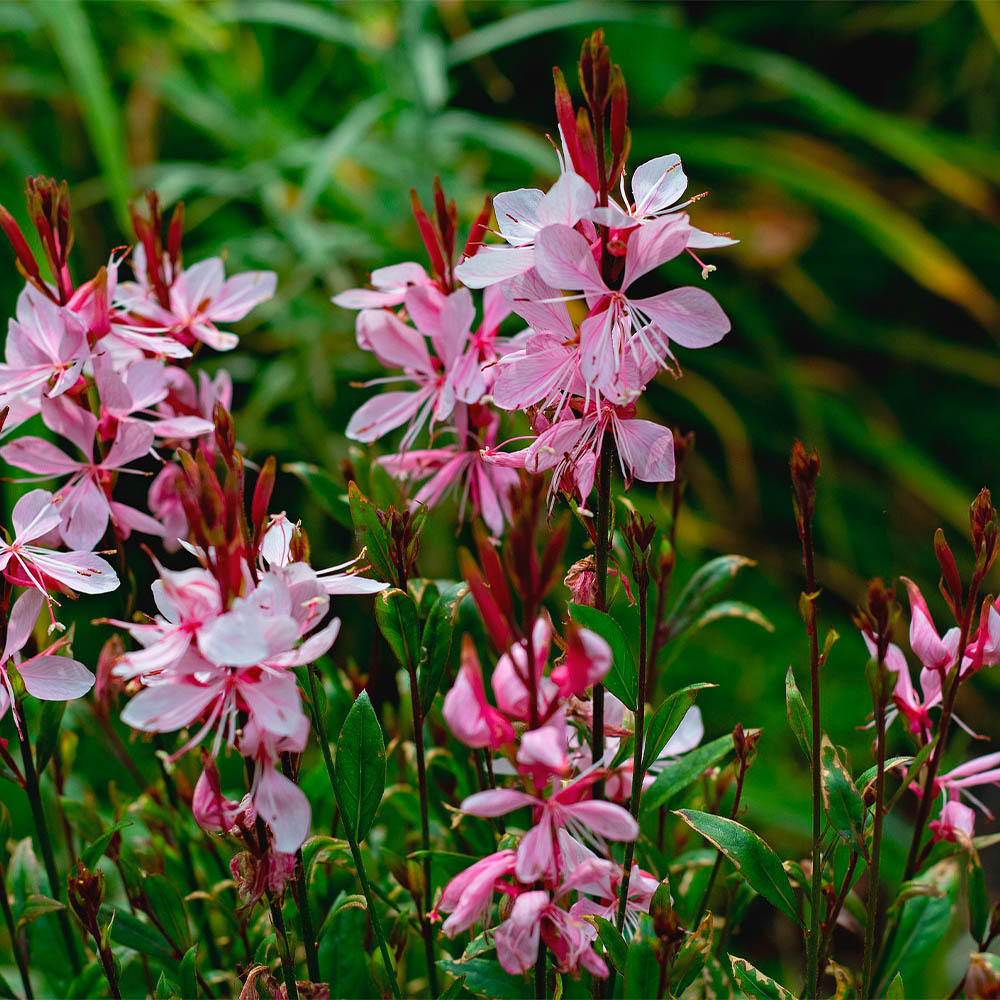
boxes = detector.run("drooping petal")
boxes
[254,764,311,853]
[534,225,604,294]
[19,654,95,701]
[633,287,731,349]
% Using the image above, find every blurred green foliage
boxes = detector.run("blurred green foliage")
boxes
[1,0,998,992]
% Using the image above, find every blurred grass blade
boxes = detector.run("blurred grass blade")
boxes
[34,0,130,229]
[676,134,1000,331]
[218,0,382,54]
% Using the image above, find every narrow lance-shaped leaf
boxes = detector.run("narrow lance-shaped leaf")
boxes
[624,913,661,1000]
[642,683,716,773]
[375,588,420,671]
[642,733,734,814]
[663,555,756,641]
[785,666,811,762]
[348,482,394,585]
[675,810,803,925]
[335,691,387,844]
[728,956,796,999]
[821,736,868,858]
[568,603,637,711]
[419,582,468,715]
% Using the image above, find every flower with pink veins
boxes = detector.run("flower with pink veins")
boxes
[0,287,91,415]
[533,220,730,393]
[92,354,214,442]
[109,562,223,681]
[0,588,96,729]
[550,623,612,699]
[520,400,675,506]
[442,635,516,750]
[0,395,163,550]
[347,286,488,447]
[565,855,659,935]
[435,849,517,937]
[121,256,277,352]
[460,770,639,885]
[0,490,119,622]
[454,172,597,289]
[933,750,1000,817]
[379,409,519,538]
[490,614,559,722]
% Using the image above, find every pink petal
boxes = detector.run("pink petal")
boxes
[631,154,687,217]
[454,246,535,289]
[355,308,433,373]
[207,271,277,322]
[460,787,537,817]
[621,215,690,289]
[565,800,639,841]
[19,655,95,701]
[345,390,426,443]
[633,287,731,349]
[534,225,604,294]
[254,764,311,853]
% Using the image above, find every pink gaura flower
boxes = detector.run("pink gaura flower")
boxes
[0,588,95,729]
[1,395,162,550]
[533,220,730,392]
[346,286,486,447]
[453,173,597,289]
[435,849,517,937]
[460,771,639,885]
[0,288,91,416]
[550,624,613,699]
[442,635,516,750]
[494,887,607,979]
[332,261,431,310]
[0,490,119,620]
[930,798,976,843]
[119,254,277,352]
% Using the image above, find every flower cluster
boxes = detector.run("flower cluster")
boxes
[336,35,733,528]
[429,498,662,979]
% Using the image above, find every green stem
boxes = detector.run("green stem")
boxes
[405,658,438,996]
[592,440,614,801]
[534,939,547,1000]
[305,662,401,1000]
[267,889,299,1000]
[280,753,321,985]
[861,689,888,996]
[800,515,822,1000]
[1,859,34,999]
[13,703,82,975]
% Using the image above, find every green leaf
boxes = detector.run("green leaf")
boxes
[642,683,715,772]
[348,482,394,585]
[284,462,352,528]
[664,556,756,641]
[144,873,190,952]
[419,583,468,716]
[821,737,867,857]
[641,734,734,814]
[874,859,959,994]
[567,604,637,711]
[887,739,938,813]
[886,972,905,999]
[968,852,989,943]
[16,892,66,928]
[672,912,714,995]
[693,600,773,633]
[784,666,812,763]
[589,916,628,975]
[624,913,660,1000]
[34,698,66,773]
[0,970,16,1000]
[376,588,420,671]
[179,945,198,1000]
[437,957,531,1000]
[335,690,387,844]
[676,810,802,925]
[99,904,175,961]
[728,955,796,999]
[81,820,131,870]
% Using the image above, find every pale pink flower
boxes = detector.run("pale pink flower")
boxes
[935,751,1000,817]
[454,173,596,289]
[532,220,730,392]
[460,772,639,885]
[0,287,91,416]
[0,395,162,550]
[120,256,276,352]
[435,849,517,937]
[442,635,516,750]
[0,588,95,729]
[550,624,612,699]
[930,798,976,843]
[0,491,119,618]
[346,286,485,447]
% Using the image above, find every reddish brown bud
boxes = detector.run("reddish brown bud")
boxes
[790,440,820,531]
[934,528,963,616]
